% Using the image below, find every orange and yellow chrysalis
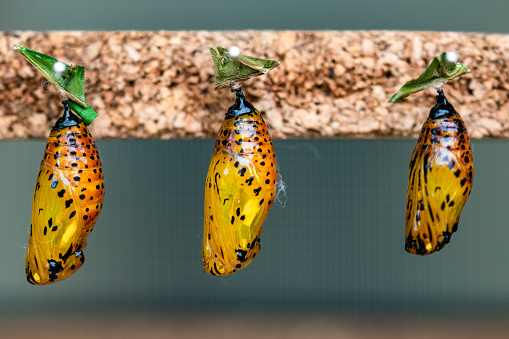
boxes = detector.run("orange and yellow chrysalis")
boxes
[405,90,473,255]
[202,89,277,276]
[26,100,104,284]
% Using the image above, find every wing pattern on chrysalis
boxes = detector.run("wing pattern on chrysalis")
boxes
[405,91,473,255]
[26,101,104,284]
[203,89,277,276]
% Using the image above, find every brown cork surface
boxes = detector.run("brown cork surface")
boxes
[0,30,508,139]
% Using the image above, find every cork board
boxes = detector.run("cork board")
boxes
[1,31,508,139]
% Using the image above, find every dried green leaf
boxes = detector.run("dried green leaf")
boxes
[67,101,98,126]
[389,52,470,103]
[210,46,280,90]
[14,45,98,125]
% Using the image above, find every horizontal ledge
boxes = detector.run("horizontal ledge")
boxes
[1,30,508,139]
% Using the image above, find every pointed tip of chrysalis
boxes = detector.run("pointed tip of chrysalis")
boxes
[226,88,256,118]
[436,88,446,101]
[52,100,81,131]
[429,89,457,119]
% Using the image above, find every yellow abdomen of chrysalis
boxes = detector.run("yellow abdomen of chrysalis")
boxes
[203,89,277,276]
[26,101,104,284]
[405,91,473,255]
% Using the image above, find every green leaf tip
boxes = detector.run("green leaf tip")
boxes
[389,52,470,103]
[67,101,98,126]
[14,45,98,124]
[210,46,280,90]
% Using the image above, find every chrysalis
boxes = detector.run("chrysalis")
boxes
[26,100,104,284]
[405,90,473,255]
[202,88,277,276]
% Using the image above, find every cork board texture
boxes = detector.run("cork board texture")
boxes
[1,31,508,139]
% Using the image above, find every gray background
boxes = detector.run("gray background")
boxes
[0,0,508,33]
[1,0,509,328]
[0,138,508,315]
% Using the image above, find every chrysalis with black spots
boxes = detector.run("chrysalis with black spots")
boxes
[26,100,104,284]
[405,90,473,255]
[202,88,277,276]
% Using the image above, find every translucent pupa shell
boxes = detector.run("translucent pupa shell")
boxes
[405,91,473,255]
[26,101,104,284]
[203,89,277,276]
